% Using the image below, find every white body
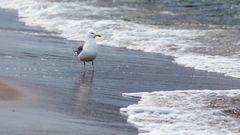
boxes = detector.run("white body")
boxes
[78,37,97,62]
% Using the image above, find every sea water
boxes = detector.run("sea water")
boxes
[0,0,239,134]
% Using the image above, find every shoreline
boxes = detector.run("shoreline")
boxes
[121,89,240,135]
[0,8,240,135]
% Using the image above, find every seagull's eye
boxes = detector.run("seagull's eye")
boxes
[90,32,94,35]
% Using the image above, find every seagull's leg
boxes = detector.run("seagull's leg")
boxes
[83,61,86,69]
[92,61,94,71]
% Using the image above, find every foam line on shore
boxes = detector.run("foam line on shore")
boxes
[121,90,240,135]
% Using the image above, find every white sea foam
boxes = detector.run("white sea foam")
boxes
[0,0,240,78]
[3,55,13,58]
[159,11,176,16]
[174,54,240,78]
[121,90,240,135]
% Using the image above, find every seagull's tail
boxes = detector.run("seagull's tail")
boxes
[73,46,83,56]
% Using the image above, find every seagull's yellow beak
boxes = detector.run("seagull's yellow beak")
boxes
[95,33,101,37]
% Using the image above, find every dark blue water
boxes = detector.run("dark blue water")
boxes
[64,0,240,28]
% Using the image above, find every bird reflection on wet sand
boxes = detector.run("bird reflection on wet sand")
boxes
[72,71,94,113]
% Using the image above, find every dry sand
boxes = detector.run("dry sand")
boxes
[0,81,24,100]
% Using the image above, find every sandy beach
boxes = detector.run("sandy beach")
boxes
[0,7,240,135]
[0,81,24,100]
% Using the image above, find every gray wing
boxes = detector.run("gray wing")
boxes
[74,41,85,56]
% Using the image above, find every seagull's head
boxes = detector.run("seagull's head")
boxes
[87,30,101,39]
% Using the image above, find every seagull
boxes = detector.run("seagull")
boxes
[74,31,101,68]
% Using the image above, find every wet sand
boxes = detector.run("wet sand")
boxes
[0,8,240,135]
[0,81,23,100]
